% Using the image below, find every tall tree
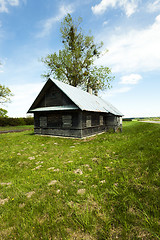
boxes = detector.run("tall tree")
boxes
[0,61,13,117]
[42,14,114,95]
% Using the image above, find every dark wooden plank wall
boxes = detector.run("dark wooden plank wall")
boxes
[81,111,105,137]
[34,110,122,138]
[34,110,82,138]
[34,111,81,129]
[34,111,121,130]
[81,112,122,136]
[37,84,74,108]
[82,111,105,128]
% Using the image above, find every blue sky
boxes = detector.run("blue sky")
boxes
[0,0,160,118]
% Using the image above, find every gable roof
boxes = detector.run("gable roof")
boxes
[28,78,123,116]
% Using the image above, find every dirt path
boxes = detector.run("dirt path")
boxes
[140,121,160,124]
[0,129,33,134]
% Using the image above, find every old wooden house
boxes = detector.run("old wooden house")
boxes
[27,78,123,138]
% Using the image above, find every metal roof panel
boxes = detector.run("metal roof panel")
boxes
[51,78,123,116]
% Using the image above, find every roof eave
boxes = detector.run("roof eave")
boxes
[29,105,79,112]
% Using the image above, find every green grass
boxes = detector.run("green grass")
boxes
[0,125,33,131]
[0,122,160,239]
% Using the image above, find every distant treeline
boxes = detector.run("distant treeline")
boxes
[123,117,160,121]
[0,117,34,126]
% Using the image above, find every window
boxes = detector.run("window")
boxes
[100,116,103,125]
[47,114,61,127]
[40,116,47,127]
[86,115,91,127]
[62,115,72,128]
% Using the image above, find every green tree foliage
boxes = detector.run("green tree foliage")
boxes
[0,108,8,117]
[0,84,13,117]
[0,84,12,104]
[42,14,114,95]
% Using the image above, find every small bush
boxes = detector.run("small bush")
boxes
[25,117,34,125]
[123,118,132,121]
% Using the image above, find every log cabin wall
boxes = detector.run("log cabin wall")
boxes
[81,112,122,137]
[105,114,122,132]
[34,110,83,138]
[34,110,122,138]
[81,111,106,137]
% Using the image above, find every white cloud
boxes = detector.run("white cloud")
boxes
[101,86,132,97]
[96,15,160,73]
[9,0,19,6]
[7,83,44,117]
[0,0,8,12]
[92,0,117,15]
[124,0,138,17]
[120,74,142,84]
[147,0,160,12]
[92,0,139,17]
[103,20,109,26]
[0,0,19,13]
[36,4,74,38]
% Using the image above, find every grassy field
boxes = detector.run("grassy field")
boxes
[0,122,160,240]
[0,125,33,131]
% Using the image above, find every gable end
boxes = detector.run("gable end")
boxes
[28,79,79,113]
